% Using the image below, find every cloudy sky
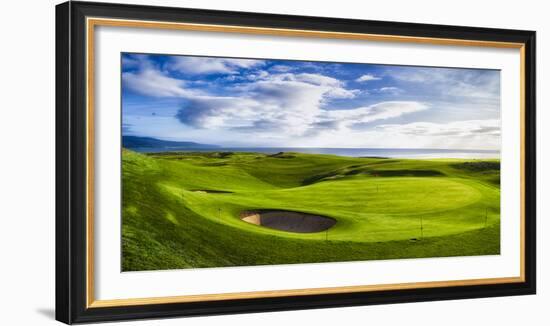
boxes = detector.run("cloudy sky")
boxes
[121,53,500,150]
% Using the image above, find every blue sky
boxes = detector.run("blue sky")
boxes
[122,53,500,149]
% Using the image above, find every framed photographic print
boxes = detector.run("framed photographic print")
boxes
[56,1,536,324]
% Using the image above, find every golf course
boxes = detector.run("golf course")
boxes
[121,149,500,271]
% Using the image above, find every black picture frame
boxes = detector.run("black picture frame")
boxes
[56,1,536,324]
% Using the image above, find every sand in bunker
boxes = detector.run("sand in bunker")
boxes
[240,210,336,233]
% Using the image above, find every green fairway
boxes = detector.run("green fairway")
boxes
[121,149,500,271]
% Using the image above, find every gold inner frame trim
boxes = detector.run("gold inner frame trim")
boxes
[89,277,521,308]
[85,17,527,308]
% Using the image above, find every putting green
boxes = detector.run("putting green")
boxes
[122,150,500,271]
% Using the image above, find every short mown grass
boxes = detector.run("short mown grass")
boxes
[122,149,500,271]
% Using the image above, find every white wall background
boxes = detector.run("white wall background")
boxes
[0,0,546,324]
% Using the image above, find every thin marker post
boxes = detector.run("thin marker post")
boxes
[420,216,424,240]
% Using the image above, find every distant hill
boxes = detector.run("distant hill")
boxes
[122,136,219,150]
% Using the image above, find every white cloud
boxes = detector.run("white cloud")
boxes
[321,102,427,128]
[123,61,367,136]
[294,118,500,149]
[270,65,293,72]
[122,54,205,97]
[246,70,270,81]
[167,57,265,75]
[390,67,500,100]
[377,119,500,137]
[121,56,141,68]
[176,96,263,129]
[178,73,336,135]
[375,86,403,95]
[325,87,360,99]
[356,74,381,82]
[176,72,426,137]
[169,67,427,138]
[293,73,341,87]
[122,53,150,68]
[122,68,202,97]
[258,72,359,99]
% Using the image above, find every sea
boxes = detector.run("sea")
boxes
[130,146,500,159]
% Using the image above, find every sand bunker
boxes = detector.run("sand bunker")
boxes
[240,210,336,233]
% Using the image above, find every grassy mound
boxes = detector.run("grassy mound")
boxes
[122,150,500,271]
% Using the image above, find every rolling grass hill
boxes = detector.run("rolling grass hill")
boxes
[122,149,500,271]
